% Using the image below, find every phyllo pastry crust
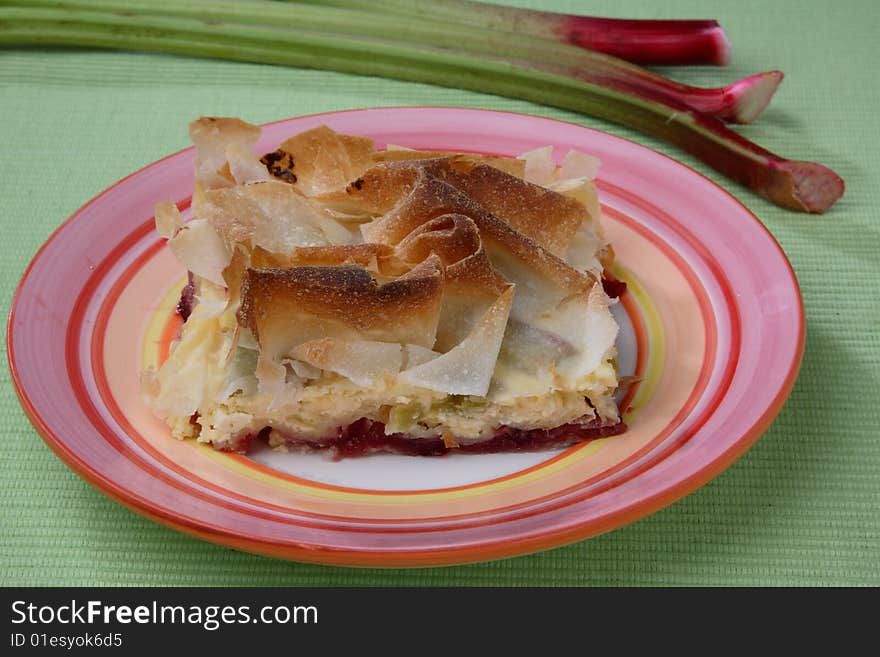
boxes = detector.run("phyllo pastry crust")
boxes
[143,117,625,457]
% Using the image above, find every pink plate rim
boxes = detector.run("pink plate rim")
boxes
[6,106,805,566]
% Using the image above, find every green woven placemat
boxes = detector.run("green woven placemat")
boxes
[1,0,878,586]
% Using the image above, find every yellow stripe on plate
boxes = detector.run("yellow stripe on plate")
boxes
[610,263,665,421]
[141,276,186,370]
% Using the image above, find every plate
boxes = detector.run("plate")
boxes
[7,107,804,566]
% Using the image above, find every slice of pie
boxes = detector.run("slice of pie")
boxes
[142,117,625,457]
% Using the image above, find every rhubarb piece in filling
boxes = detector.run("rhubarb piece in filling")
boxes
[142,118,624,457]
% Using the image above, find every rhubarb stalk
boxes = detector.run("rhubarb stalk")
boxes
[0,4,844,212]
[14,0,777,124]
[300,0,733,66]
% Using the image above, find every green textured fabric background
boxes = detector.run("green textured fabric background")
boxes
[1,0,878,586]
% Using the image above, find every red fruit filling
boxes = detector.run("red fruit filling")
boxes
[213,416,626,459]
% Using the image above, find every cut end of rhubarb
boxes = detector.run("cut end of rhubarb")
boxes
[558,17,734,66]
[710,23,733,66]
[769,160,845,214]
[725,70,784,124]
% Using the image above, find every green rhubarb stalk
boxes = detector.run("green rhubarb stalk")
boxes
[297,0,734,66]
[0,4,844,212]
[15,0,777,124]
